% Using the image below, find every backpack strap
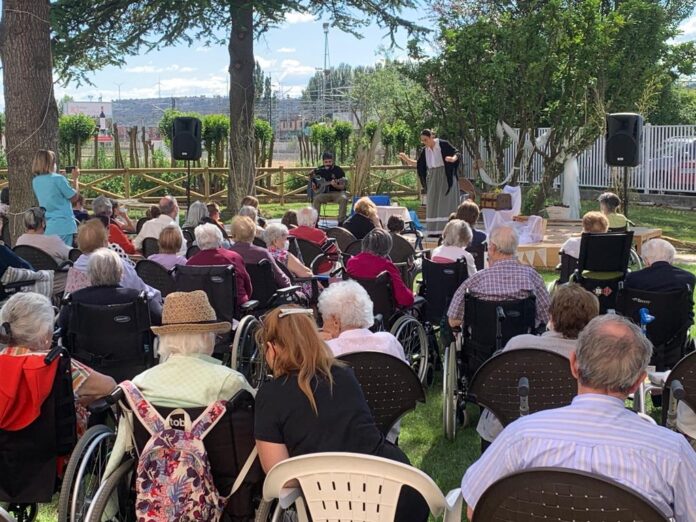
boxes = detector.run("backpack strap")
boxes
[224,447,258,500]
[190,400,228,440]
[120,380,165,435]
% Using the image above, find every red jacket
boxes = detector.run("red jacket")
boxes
[346,252,414,308]
[108,223,135,255]
[186,248,252,306]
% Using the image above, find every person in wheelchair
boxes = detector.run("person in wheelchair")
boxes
[431,219,477,275]
[0,292,116,437]
[229,216,291,289]
[15,207,72,264]
[104,290,253,478]
[453,200,486,248]
[254,306,429,521]
[625,238,695,318]
[346,228,415,308]
[477,284,599,444]
[460,315,696,521]
[58,248,163,336]
[317,280,405,361]
[448,225,550,329]
[264,223,314,296]
[560,211,608,261]
[598,191,631,230]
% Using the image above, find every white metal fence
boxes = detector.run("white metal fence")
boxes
[462,125,696,194]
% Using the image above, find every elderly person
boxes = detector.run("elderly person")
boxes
[92,195,136,255]
[110,199,136,233]
[186,223,252,307]
[238,205,265,238]
[289,206,338,273]
[346,229,414,308]
[477,283,600,445]
[454,200,486,248]
[133,195,186,256]
[599,191,630,230]
[31,149,82,245]
[66,219,161,301]
[59,248,162,338]
[0,292,116,436]
[205,202,229,238]
[460,315,696,521]
[448,225,550,328]
[281,209,298,229]
[147,225,187,270]
[103,290,253,479]
[560,211,608,260]
[183,200,209,229]
[431,219,477,275]
[16,207,72,263]
[229,216,291,288]
[342,197,380,240]
[264,223,313,296]
[318,280,405,360]
[72,194,89,223]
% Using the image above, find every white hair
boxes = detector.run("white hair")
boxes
[641,238,675,265]
[194,223,223,250]
[92,195,113,217]
[297,206,318,227]
[184,200,209,228]
[0,292,54,350]
[318,280,374,330]
[88,248,123,286]
[157,332,216,361]
[442,219,472,248]
[489,225,518,255]
[238,205,258,222]
[264,223,289,246]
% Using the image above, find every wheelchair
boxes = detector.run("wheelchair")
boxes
[83,387,262,522]
[245,259,307,315]
[0,347,114,522]
[443,294,536,440]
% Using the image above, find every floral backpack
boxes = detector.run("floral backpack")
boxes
[121,380,230,522]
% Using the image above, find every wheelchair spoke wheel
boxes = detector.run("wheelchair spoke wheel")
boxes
[255,499,299,522]
[390,315,429,383]
[58,424,115,522]
[232,315,267,388]
[85,458,136,522]
[443,344,458,441]
[5,503,37,522]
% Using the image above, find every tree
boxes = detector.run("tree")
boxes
[59,114,95,167]
[202,114,230,167]
[254,118,273,166]
[648,84,696,124]
[50,0,424,213]
[0,1,59,242]
[333,120,353,162]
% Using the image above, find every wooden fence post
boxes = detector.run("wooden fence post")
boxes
[124,168,130,199]
[279,166,285,205]
[203,166,210,200]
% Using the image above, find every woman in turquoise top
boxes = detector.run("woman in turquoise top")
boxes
[31,150,81,245]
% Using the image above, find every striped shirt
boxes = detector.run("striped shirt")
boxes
[447,258,550,325]
[461,394,696,520]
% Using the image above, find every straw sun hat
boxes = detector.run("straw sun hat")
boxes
[151,290,231,336]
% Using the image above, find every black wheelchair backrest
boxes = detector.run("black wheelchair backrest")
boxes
[577,231,634,274]
[421,257,468,324]
[346,271,396,321]
[141,237,160,258]
[466,242,487,271]
[173,264,238,322]
[135,259,177,297]
[464,294,537,348]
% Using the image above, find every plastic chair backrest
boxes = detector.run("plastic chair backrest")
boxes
[474,468,669,522]
[468,348,576,427]
[262,453,446,521]
[577,231,634,274]
[135,259,177,298]
[173,264,238,324]
[295,238,324,269]
[186,245,200,259]
[68,248,82,263]
[338,351,425,435]
[466,242,487,271]
[662,351,696,426]
[343,239,363,257]
[346,271,396,322]
[389,234,415,264]
[326,227,358,252]
[252,237,267,248]
[421,257,468,324]
[135,217,148,234]
[12,245,59,271]
[141,237,160,258]
[65,293,154,382]
[616,284,693,371]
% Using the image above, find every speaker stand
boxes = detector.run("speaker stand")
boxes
[623,165,629,219]
[186,160,192,213]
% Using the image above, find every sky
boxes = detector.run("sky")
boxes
[1,7,695,109]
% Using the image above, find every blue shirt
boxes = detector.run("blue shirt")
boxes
[461,394,696,520]
[32,173,77,236]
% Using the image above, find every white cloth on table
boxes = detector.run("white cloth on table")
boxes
[502,185,522,216]
[519,215,544,244]
[375,206,411,227]
[424,139,444,169]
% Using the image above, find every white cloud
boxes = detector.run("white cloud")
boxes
[124,64,197,74]
[284,11,315,24]
[277,47,296,53]
[675,16,696,42]
[195,46,211,53]
[256,57,277,70]
[278,59,316,79]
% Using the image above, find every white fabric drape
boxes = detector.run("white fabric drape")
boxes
[562,156,581,219]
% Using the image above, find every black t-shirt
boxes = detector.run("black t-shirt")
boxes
[254,365,384,457]
[312,165,346,193]
[342,212,376,241]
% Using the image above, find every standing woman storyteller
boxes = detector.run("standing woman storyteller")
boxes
[31,149,81,245]
[399,129,461,235]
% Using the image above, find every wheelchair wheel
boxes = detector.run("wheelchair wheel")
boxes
[85,458,136,522]
[443,344,458,441]
[2,503,37,522]
[231,315,266,388]
[390,315,429,383]
[255,499,299,522]
[629,248,643,271]
[58,424,116,522]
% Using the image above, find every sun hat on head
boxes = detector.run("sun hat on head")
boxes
[151,290,231,336]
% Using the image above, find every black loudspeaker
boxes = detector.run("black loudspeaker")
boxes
[172,117,202,161]
[605,113,644,167]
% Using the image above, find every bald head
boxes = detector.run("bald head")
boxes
[159,196,178,218]
[489,225,518,256]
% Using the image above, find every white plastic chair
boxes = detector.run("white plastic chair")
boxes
[260,452,463,522]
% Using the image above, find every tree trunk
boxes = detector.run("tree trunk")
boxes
[93,133,99,168]
[113,123,123,168]
[227,1,256,214]
[141,126,149,168]
[267,135,274,167]
[0,0,59,243]
[75,140,82,168]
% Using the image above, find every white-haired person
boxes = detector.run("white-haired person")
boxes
[133,195,186,256]
[448,225,550,329]
[431,219,477,275]
[15,207,72,263]
[288,206,338,273]
[238,205,265,238]
[0,292,116,436]
[183,200,209,229]
[59,248,163,337]
[186,223,252,310]
[264,222,313,296]
[103,290,253,479]
[460,315,696,521]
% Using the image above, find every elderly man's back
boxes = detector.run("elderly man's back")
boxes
[462,393,696,520]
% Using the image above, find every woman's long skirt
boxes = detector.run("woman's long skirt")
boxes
[426,165,459,235]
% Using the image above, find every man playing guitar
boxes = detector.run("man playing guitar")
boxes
[309,151,348,224]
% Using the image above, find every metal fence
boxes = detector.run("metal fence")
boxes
[461,125,696,194]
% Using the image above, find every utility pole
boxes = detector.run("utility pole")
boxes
[113,82,124,101]
[322,22,330,122]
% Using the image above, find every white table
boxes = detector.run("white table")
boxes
[376,205,411,226]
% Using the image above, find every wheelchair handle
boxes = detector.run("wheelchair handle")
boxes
[496,306,506,320]
[106,387,125,405]
[518,377,530,397]
[670,379,685,401]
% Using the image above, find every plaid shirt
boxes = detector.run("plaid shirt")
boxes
[447,258,550,325]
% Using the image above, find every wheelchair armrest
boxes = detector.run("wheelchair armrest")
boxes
[554,263,562,272]
[275,285,302,296]
[241,300,260,313]
[57,260,73,271]
[648,370,670,387]
[278,487,302,510]
[496,306,506,320]
[413,295,426,307]
[3,279,35,290]
[88,398,112,415]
